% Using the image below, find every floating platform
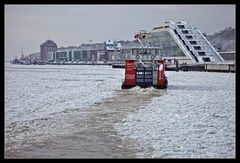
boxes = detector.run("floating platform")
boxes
[112,64,125,68]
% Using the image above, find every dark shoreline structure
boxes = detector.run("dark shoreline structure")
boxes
[47,62,113,66]
[166,63,235,73]
[9,60,235,73]
[112,62,235,73]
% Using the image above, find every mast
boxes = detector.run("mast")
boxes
[20,46,24,59]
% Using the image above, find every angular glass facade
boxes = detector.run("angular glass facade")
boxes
[148,31,185,57]
[137,21,224,63]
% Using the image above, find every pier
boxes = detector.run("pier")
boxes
[112,63,236,73]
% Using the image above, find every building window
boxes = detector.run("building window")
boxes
[73,51,81,61]
[193,46,201,50]
[177,25,185,29]
[202,57,211,62]
[182,30,189,34]
[190,41,197,45]
[69,51,72,61]
[198,52,206,56]
[56,52,67,60]
[185,35,193,39]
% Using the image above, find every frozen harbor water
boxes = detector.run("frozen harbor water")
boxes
[115,71,235,158]
[5,63,125,157]
[5,62,235,158]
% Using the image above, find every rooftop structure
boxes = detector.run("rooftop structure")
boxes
[104,40,122,51]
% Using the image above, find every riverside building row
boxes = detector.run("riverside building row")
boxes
[41,40,127,63]
[40,21,235,64]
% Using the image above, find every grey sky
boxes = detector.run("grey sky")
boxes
[5,5,235,60]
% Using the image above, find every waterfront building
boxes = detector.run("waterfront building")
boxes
[138,21,225,64]
[219,51,235,63]
[50,48,105,62]
[97,51,107,62]
[104,40,115,51]
[104,40,122,62]
[40,40,57,61]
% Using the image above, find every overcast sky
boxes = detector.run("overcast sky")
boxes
[5,5,235,60]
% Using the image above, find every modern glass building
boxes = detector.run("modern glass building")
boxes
[140,21,224,64]
[148,31,185,57]
[48,49,103,62]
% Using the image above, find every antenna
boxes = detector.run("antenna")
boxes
[20,46,24,59]
[21,46,23,55]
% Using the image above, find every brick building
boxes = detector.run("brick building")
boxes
[40,40,57,61]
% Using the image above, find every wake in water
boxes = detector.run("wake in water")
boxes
[5,85,165,158]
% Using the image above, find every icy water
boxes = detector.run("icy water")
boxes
[116,71,236,158]
[5,63,235,158]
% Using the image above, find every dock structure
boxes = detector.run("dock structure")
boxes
[113,62,235,73]
[204,63,235,73]
[165,63,235,73]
